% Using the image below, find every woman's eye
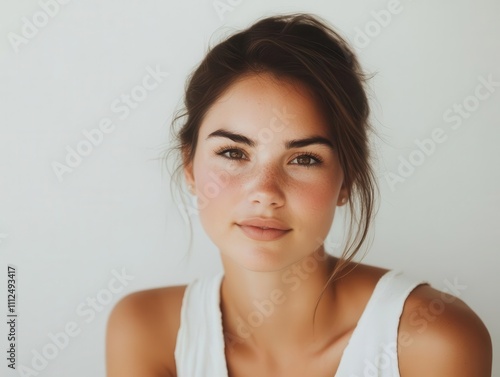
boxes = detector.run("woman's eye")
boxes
[216,148,246,160]
[291,154,322,167]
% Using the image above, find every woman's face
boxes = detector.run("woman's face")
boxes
[184,73,348,272]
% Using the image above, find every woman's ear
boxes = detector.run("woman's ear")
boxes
[184,163,194,187]
[182,148,195,189]
[337,182,350,206]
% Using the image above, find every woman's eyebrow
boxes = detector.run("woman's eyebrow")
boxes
[206,128,334,150]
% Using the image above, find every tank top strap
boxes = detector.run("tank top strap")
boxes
[334,269,430,377]
[174,272,228,377]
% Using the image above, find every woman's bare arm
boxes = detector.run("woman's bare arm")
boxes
[106,289,183,377]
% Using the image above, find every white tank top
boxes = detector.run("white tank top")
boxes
[174,269,429,376]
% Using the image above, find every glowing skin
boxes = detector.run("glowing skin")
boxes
[184,72,348,273]
[184,74,348,358]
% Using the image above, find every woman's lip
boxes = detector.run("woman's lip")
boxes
[237,218,291,230]
[237,225,291,241]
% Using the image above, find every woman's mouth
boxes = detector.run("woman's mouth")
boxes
[237,224,291,241]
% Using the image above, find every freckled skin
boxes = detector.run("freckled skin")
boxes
[107,76,492,377]
[184,73,348,272]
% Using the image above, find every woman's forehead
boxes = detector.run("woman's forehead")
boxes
[199,73,331,139]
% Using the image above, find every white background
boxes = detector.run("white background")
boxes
[1,0,499,376]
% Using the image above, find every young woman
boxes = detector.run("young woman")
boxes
[106,13,492,377]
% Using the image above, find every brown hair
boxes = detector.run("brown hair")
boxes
[163,12,379,328]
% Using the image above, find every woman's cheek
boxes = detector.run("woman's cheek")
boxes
[296,178,338,213]
[194,163,238,205]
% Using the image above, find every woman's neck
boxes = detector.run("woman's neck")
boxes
[219,251,343,359]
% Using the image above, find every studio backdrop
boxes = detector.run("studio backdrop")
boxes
[1,0,498,376]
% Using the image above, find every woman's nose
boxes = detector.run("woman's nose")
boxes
[246,166,286,208]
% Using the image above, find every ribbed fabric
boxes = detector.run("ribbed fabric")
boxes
[174,269,429,377]
[174,271,227,377]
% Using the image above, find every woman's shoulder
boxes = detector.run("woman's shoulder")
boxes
[106,283,188,377]
[397,280,492,376]
[345,262,492,376]
[350,262,493,377]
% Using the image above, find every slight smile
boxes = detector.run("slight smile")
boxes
[236,224,292,241]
